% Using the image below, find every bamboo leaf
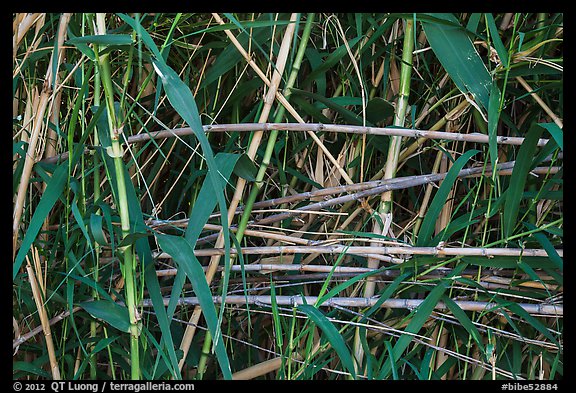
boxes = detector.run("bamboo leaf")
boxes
[366,97,395,124]
[485,14,509,66]
[290,88,370,126]
[523,222,562,270]
[68,34,134,46]
[80,300,131,333]
[503,124,544,240]
[442,296,485,353]
[13,161,69,279]
[538,122,563,151]
[89,213,108,246]
[303,35,363,85]
[417,149,480,246]
[487,83,502,167]
[155,233,233,380]
[298,304,357,378]
[421,13,492,114]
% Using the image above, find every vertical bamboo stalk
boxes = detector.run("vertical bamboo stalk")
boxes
[94,13,140,380]
[26,250,61,380]
[353,18,414,371]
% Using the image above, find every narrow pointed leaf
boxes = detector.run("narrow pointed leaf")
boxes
[421,13,492,114]
[298,304,357,378]
[155,233,233,380]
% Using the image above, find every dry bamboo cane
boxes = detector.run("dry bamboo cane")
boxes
[13,13,70,261]
[26,253,61,379]
[39,122,553,165]
[176,13,299,374]
[353,18,412,371]
[152,245,562,259]
[140,295,563,317]
[13,13,43,62]
[516,76,563,129]
[188,159,560,246]
[146,163,559,237]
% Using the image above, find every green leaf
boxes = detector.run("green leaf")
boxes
[485,14,509,66]
[117,13,162,59]
[523,222,562,270]
[91,336,119,355]
[13,161,68,279]
[538,122,563,151]
[421,13,492,114]
[118,231,151,248]
[155,234,233,380]
[487,83,502,168]
[298,304,357,378]
[200,14,272,88]
[80,300,131,333]
[384,341,399,380]
[13,361,51,378]
[233,154,258,182]
[303,35,363,85]
[503,124,544,239]
[89,213,108,246]
[499,300,560,347]
[366,97,395,124]
[68,34,134,46]
[290,88,370,126]
[442,296,485,353]
[417,149,480,246]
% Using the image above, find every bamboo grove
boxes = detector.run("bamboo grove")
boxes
[13,13,563,380]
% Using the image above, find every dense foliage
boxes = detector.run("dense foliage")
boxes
[13,13,562,380]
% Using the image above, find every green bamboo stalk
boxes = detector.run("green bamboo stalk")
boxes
[235,13,315,242]
[353,17,415,373]
[93,13,140,380]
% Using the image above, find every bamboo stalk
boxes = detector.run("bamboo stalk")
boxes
[145,163,559,235]
[39,122,553,165]
[94,13,140,380]
[154,264,557,285]
[152,245,562,259]
[140,295,563,316]
[162,159,560,246]
[26,252,61,379]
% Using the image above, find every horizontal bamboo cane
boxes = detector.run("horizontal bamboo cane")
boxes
[154,263,555,281]
[39,122,555,164]
[153,245,561,259]
[139,295,563,316]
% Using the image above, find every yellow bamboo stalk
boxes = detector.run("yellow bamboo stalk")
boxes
[13,13,69,261]
[516,76,563,129]
[26,250,61,379]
